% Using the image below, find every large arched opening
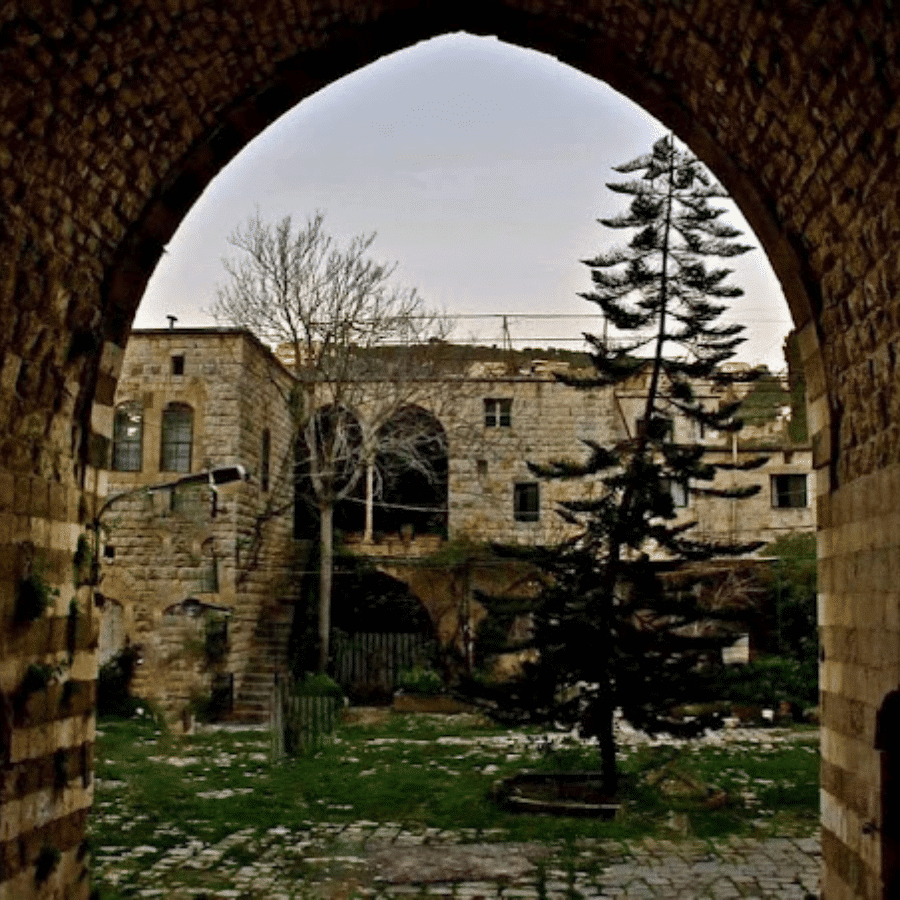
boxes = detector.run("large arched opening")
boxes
[2,4,897,898]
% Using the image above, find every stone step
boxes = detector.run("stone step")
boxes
[227,607,294,724]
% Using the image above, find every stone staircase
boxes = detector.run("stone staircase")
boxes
[230,603,294,723]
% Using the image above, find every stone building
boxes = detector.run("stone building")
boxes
[101,328,812,720]
[3,6,900,897]
[443,357,813,550]
[100,328,299,721]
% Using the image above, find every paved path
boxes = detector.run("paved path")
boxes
[99,821,820,899]
[93,716,821,899]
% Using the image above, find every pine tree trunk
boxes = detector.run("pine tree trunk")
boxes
[592,138,675,794]
[317,503,334,672]
[598,699,618,796]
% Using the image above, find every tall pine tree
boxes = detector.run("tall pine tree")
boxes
[468,136,766,794]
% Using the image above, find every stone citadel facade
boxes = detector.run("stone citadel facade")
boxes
[1,3,898,897]
[100,328,813,721]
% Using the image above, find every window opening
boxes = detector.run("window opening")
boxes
[199,544,219,593]
[636,415,674,442]
[112,402,143,471]
[160,402,193,473]
[484,398,512,427]
[661,477,689,508]
[771,473,807,508]
[260,428,271,492]
[514,482,540,522]
[171,354,185,376]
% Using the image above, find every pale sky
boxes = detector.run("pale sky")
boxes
[138,33,793,370]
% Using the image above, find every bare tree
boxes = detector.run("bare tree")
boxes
[211,211,454,672]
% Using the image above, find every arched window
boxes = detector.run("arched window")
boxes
[260,428,271,492]
[375,405,448,537]
[160,402,193,473]
[112,402,143,471]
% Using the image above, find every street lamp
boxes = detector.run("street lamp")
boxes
[90,465,250,585]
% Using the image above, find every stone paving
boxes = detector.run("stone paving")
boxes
[92,715,821,899]
[96,818,820,899]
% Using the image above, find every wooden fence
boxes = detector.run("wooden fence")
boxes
[271,676,340,760]
[332,630,435,700]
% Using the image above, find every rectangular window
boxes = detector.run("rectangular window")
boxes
[771,473,807,508]
[260,429,271,492]
[171,354,185,376]
[161,403,193,473]
[484,398,512,427]
[514,482,540,522]
[635,415,674,442]
[112,402,143,471]
[661,477,689,508]
[199,555,220,594]
[169,483,206,516]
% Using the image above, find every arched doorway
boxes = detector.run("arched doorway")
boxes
[1,5,898,897]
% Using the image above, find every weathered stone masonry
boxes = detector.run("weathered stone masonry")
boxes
[102,328,297,722]
[1,2,900,897]
[106,331,812,719]
[447,361,813,548]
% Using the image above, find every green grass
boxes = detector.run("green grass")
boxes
[89,712,820,897]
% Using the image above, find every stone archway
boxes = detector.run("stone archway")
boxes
[1,3,897,897]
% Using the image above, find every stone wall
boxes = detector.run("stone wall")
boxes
[106,335,811,716]
[101,329,297,721]
[444,364,813,548]
[1,2,900,897]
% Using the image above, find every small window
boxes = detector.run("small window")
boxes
[661,477,689,508]
[477,459,488,477]
[771,474,807,508]
[160,402,193,473]
[112,401,143,471]
[484,398,512,427]
[514,482,540,522]
[260,429,271,492]
[636,415,674,442]
[171,355,185,376]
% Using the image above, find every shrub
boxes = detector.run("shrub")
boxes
[716,656,818,712]
[15,571,58,623]
[97,646,142,718]
[292,672,344,699]
[760,533,817,662]
[19,663,54,696]
[397,666,444,695]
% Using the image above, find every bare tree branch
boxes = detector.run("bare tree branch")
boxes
[210,211,457,672]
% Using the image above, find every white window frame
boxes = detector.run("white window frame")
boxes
[484,398,512,428]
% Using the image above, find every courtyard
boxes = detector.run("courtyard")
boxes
[90,711,820,899]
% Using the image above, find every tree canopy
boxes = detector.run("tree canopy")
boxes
[465,137,764,793]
